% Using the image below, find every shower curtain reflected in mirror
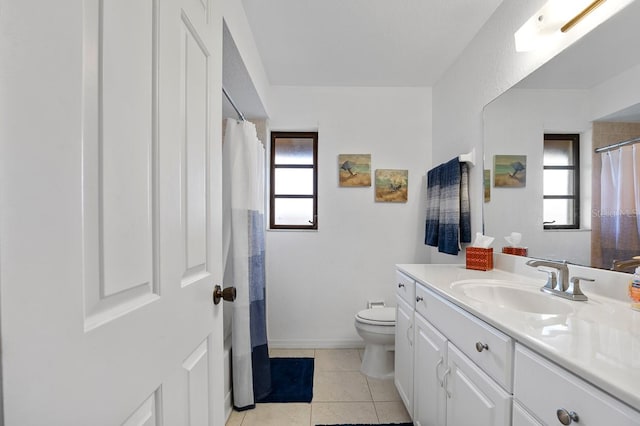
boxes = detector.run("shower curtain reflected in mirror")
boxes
[222,118,270,410]
[599,145,640,269]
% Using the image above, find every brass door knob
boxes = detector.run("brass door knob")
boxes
[213,285,237,305]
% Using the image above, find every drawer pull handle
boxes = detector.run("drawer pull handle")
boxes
[556,408,579,425]
[416,296,424,302]
[398,283,405,288]
[475,342,489,352]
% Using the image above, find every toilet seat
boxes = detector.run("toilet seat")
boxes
[355,307,395,325]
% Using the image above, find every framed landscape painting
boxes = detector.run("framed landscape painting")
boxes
[494,155,526,188]
[375,169,408,202]
[338,154,371,187]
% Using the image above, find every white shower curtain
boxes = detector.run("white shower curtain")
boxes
[222,118,270,410]
[600,145,640,268]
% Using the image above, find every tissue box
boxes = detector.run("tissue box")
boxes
[502,247,528,257]
[466,247,493,271]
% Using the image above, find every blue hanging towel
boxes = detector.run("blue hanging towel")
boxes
[424,158,472,255]
[424,165,442,246]
[437,158,462,254]
[460,162,472,244]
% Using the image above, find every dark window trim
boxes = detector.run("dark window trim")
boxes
[543,133,580,230]
[269,131,318,230]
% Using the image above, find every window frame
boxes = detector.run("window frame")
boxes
[269,131,318,230]
[543,133,580,230]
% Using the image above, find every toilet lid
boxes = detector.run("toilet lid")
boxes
[356,307,395,325]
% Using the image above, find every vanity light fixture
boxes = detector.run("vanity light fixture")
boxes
[561,0,607,32]
[514,0,608,52]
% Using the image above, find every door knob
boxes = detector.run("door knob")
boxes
[213,285,236,305]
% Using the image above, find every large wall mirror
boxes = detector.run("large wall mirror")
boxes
[483,1,640,272]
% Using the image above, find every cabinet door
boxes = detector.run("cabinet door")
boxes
[414,313,447,426]
[394,295,414,415]
[445,343,511,426]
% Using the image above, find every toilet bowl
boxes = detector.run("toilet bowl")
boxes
[354,307,396,379]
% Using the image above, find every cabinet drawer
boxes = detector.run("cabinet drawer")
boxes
[513,401,542,426]
[416,284,513,391]
[514,344,640,425]
[396,271,415,307]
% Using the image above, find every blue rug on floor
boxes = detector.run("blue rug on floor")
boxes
[256,357,314,403]
[315,424,413,426]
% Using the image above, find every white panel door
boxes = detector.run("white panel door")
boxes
[0,0,225,425]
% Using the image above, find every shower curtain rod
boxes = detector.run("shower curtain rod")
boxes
[222,86,246,121]
[595,135,640,153]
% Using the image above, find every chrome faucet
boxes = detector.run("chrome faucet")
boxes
[611,257,640,272]
[526,259,594,301]
[525,259,569,292]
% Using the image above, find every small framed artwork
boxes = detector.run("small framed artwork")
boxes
[338,154,371,187]
[494,155,526,188]
[375,169,408,202]
[484,169,491,202]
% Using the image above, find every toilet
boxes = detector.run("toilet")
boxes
[354,306,396,379]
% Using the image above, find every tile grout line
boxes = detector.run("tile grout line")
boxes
[366,376,381,424]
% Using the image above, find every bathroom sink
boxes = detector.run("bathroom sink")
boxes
[450,279,574,315]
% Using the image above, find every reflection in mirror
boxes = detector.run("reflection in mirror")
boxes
[483,1,640,271]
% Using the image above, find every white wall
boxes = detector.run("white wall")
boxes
[431,0,635,265]
[483,89,592,265]
[266,86,432,347]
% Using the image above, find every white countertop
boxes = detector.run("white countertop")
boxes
[396,262,640,411]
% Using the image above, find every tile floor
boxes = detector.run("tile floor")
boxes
[225,348,412,426]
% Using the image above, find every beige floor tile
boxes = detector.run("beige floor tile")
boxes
[311,402,379,425]
[367,377,401,402]
[269,348,315,358]
[313,371,372,402]
[241,403,311,426]
[314,348,362,372]
[375,401,412,424]
[225,409,245,426]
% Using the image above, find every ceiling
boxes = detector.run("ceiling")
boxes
[239,0,503,87]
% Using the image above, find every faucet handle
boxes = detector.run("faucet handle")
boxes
[538,268,558,290]
[566,276,594,301]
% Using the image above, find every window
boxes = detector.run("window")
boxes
[270,131,318,230]
[543,133,580,229]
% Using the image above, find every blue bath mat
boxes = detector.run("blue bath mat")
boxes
[315,424,413,426]
[256,357,314,403]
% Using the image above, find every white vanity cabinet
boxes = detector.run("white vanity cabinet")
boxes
[396,263,640,426]
[514,344,640,425]
[412,283,512,426]
[394,271,415,415]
